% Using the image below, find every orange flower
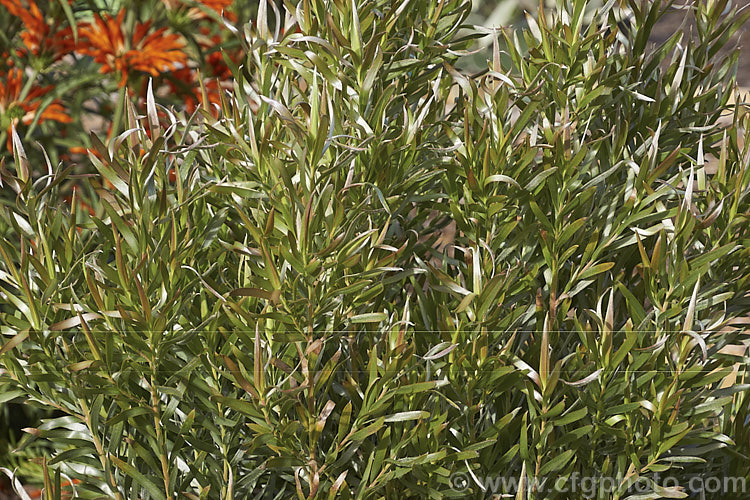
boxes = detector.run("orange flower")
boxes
[0,0,74,61]
[206,48,233,82]
[1,51,13,69]
[25,477,81,500]
[199,0,234,15]
[166,31,243,116]
[77,9,188,87]
[0,68,72,149]
[162,0,236,21]
[194,29,239,80]
[167,68,228,115]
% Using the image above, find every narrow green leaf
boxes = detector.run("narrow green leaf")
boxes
[350,312,387,324]
[110,455,166,500]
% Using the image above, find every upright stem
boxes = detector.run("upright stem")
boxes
[150,369,171,497]
[80,397,124,500]
[109,85,128,143]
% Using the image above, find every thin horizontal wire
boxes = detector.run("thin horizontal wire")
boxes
[80,368,746,371]
[21,329,745,333]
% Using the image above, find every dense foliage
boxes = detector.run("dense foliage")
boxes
[1,0,750,498]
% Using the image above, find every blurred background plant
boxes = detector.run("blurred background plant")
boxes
[0,0,258,213]
[462,0,634,70]
[1,0,749,498]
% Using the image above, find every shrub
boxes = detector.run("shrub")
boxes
[1,0,749,498]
